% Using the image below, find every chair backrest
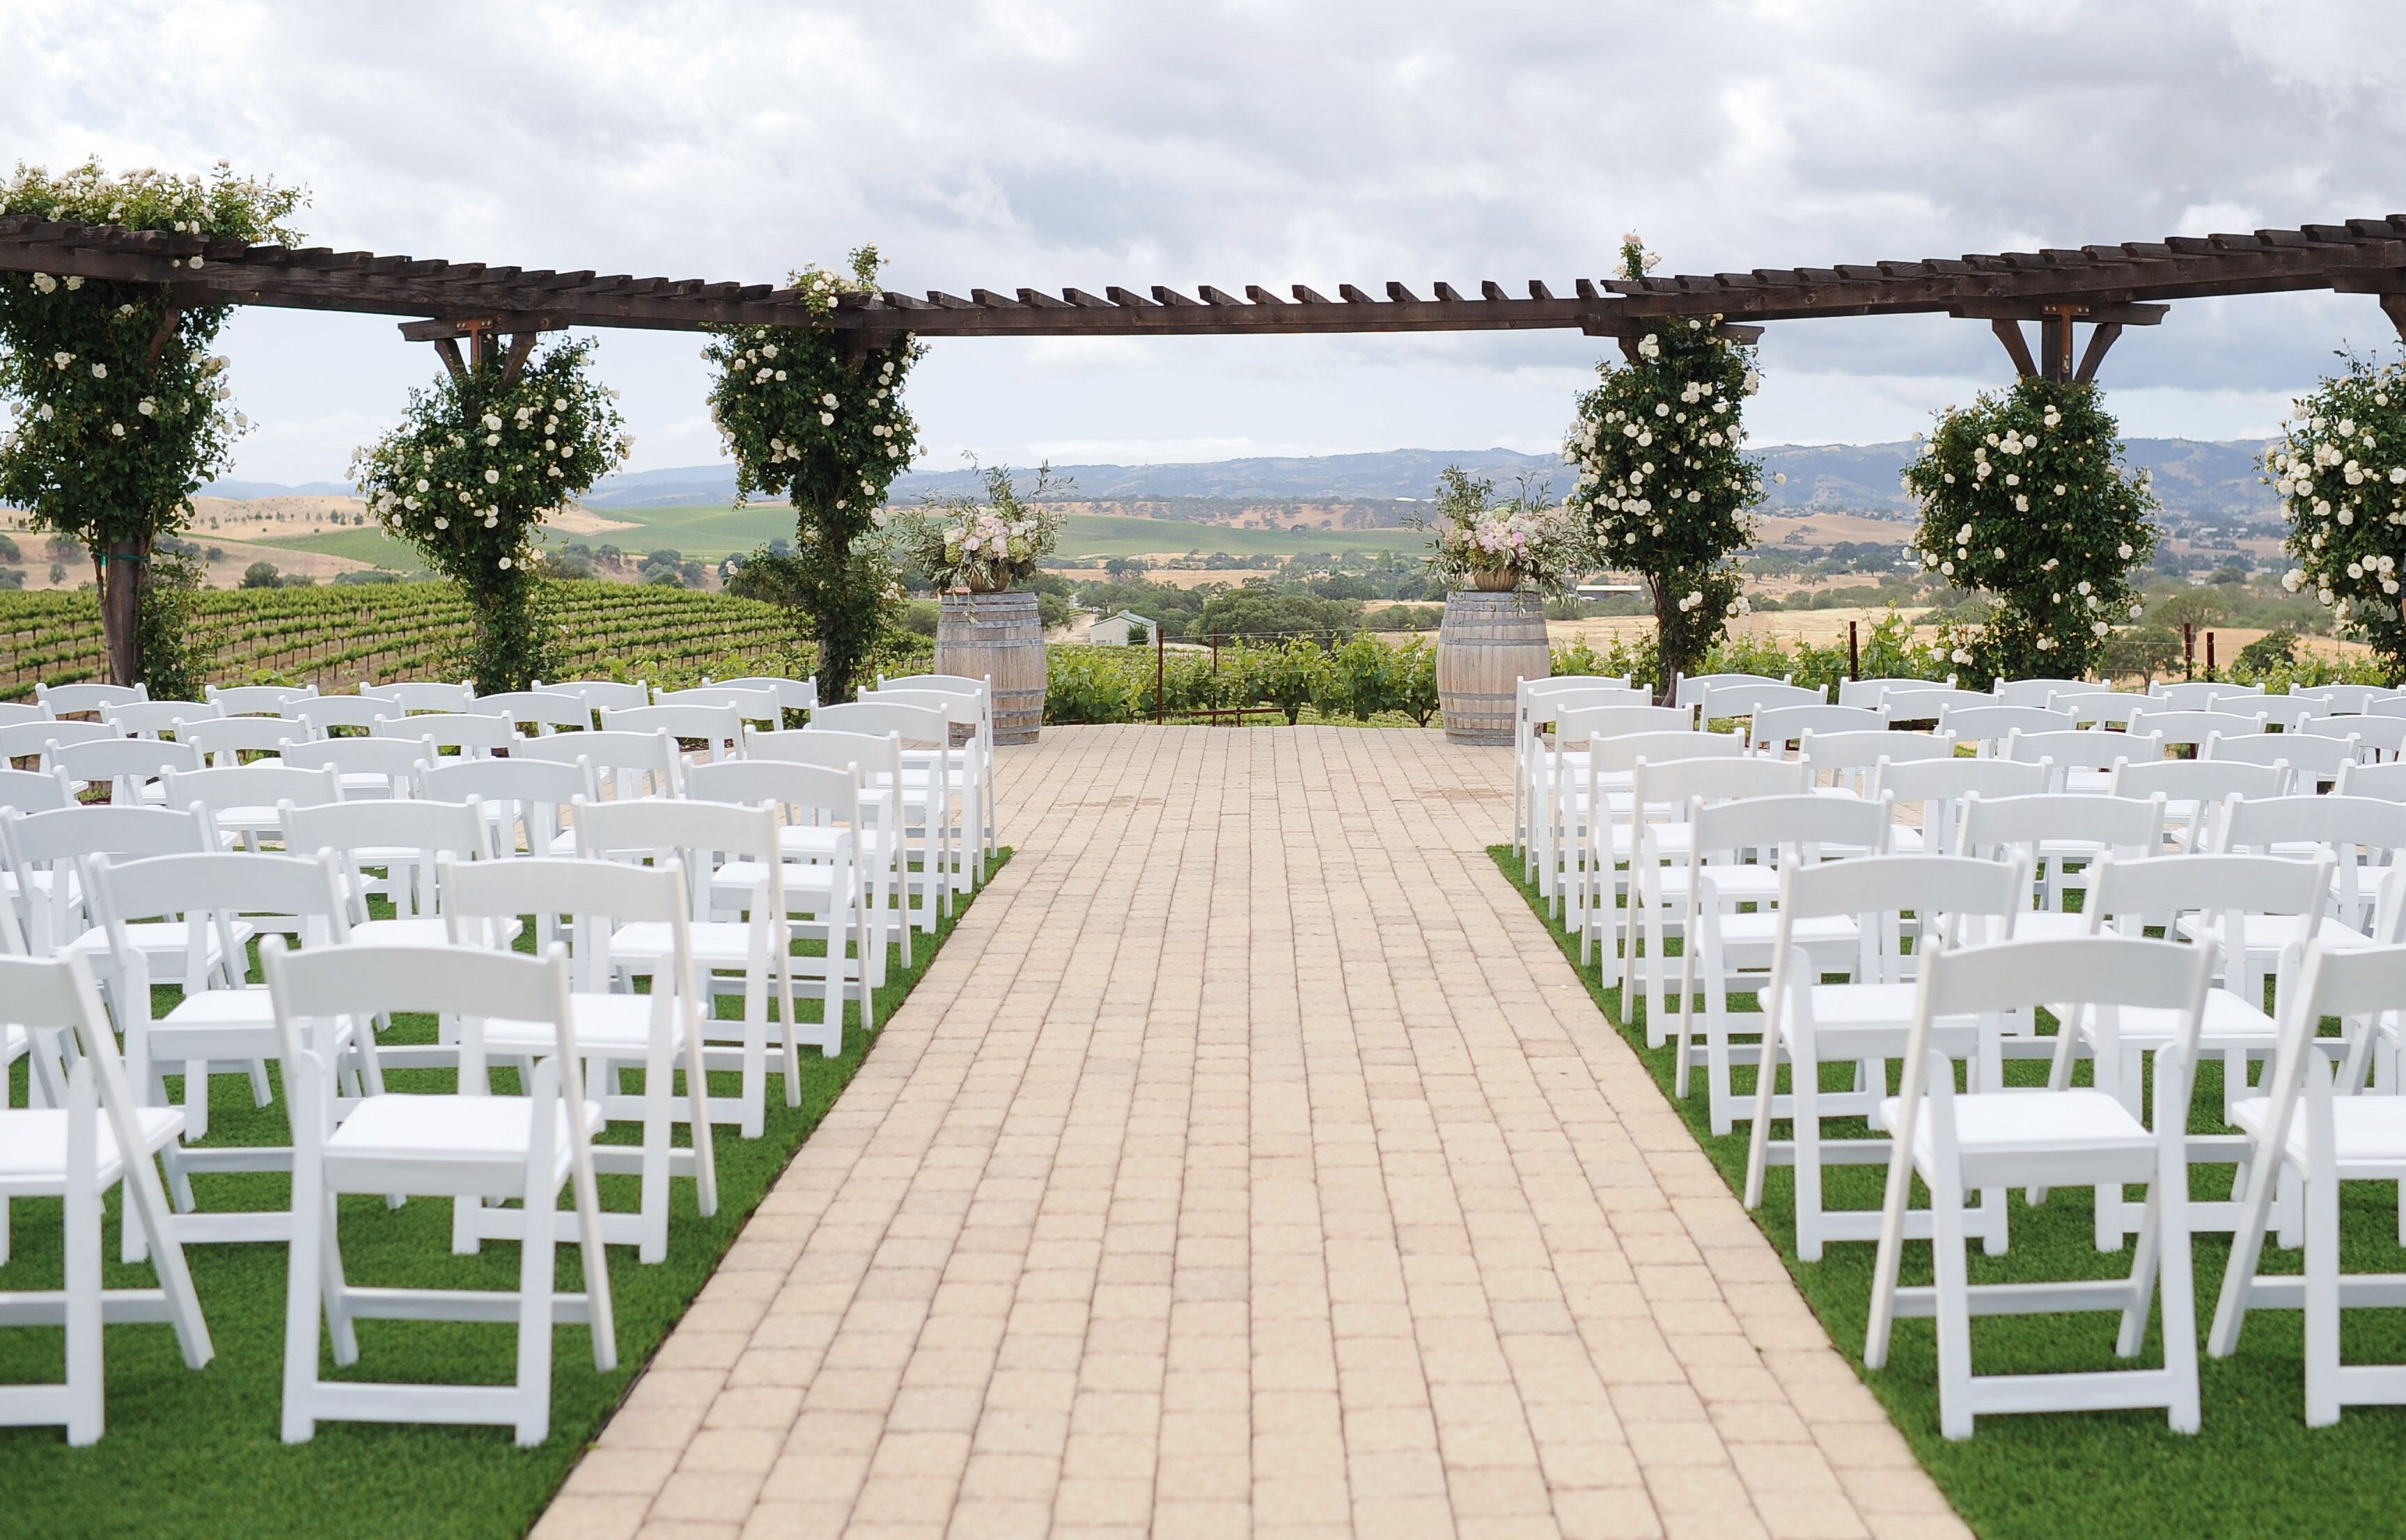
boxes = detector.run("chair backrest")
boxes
[602,702,744,759]
[205,682,316,715]
[804,700,949,746]
[862,686,985,733]
[1673,671,1786,710]
[359,679,475,714]
[515,728,682,799]
[2084,852,2334,950]
[38,681,146,716]
[532,677,650,716]
[1870,755,2051,856]
[0,700,45,729]
[1747,703,1886,752]
[1630,755,1809,821]
[2128,707,2269,748]
[1990,677,2092,708]
[2337,759,2406,801]
[2292,684,2391,715]
[1799,729,1954,775]
[1910,936,2212,1079]
[653,685,783,725]
[575,795,783,920]
[0,765,75,814]
[1686,790,1889,861]
[1553,704,1694,746]
[2257,942,2406,1144]
[3,803,214,867]
[281,734,437,794]
[1875,684,1994,721]
[687,759,864,831]
[468,690,595,734]
[2207,729,2355,780]
[386,712,521,757]
[287,695,403,736]
[2006,727,2164,776]
[745,727,904,785]
[93,851,352,990]
[422,756,594,855]
[879,671,985,702]
[1588,730,1747,776]
[2047,689,2146,727]
[177,714,306,766]
[1938,703,2074,753]
[2111,757,2288,849]
[103,698,218,737]
[284,796,494,863]
[1960,792,2166,872]
[0,950,168,1211]
[1524,686,1652,730]
[1778,851,2029,969]
[2151,679,2258,710]
[161,762,343,822]
[2299,713,2406,757]
[442,856,692,991]
[49,735,202,797]
[1834,676,1923,709]
[2,718,116,761]
[712,675,820,714]
[1698,680,1824,720]
[2219,796,2406,921]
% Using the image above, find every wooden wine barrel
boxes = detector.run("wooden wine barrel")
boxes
[935,590,1045,744]
[1437,589,1549,745]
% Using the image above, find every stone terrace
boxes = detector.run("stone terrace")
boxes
[534,725,1967,1540]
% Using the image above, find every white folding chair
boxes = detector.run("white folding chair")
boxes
[2049,691,2147,729]
[2152,680,2258,711]
[1939,703,2074,757]
[2210,940,2406,1424]
[103,698,218,739]
[38,681,146,717]
[1869,756,2049,858]
[576,796,804,1138]
[2110,757,2287,851]
[864,682,997,876]
[1513,677,1636,866]
[2006,727,2164,794]
[2128,707,2270,755]
[287,695,401,739]
[808,700,960,920]
[2210,728,2355,790]
[387,712,522,761]
[49,736,201,807]
[2292,684,2391,716]
[1742,853,2029,1260]
[602,702,744,762]
[533,677,651,724]
[0,952,211,1445]
[2300,712,2406,763]
[1865,936,2213,1438]
[1992,677,2093,708]
[1798,728,1953,813]
[92,850,363,1191]
[2337,759,2406,801]
[283,734,435,801]
[359,679,475,714]
[1698,680,1824,723]
[2214,793,2406,941]
[0,805,232,977]
[283,796,503,959]
[443,857,718,1264]
[1548,705,1697,911]
[747,727,914,970]
[469,690,596,736]
[689,757,877,1021]
[1876,684,1994,722]
[517,728,684,801]
[177,714,304,769]
[160,761,344,849]
[262,938,614,1446]
[423,755,595,861]
[5,718,117,769]
[1675,672,1786,713]
[655,684,783,730]
[1747,703,1886,754]
[205,682,316,716]
[1571,727,1747,970]
[1671,791,1889,1132]
[714,674,819,718]
[1959,792,2166,943]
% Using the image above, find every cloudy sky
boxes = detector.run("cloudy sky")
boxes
[3,0,2401,484]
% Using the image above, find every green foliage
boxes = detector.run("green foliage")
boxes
[1240,636,1335,724]
[239,559,279,588]
[1045,647,1143,723]
[2267,355,2406,679]
[705,247,920,704]
[2232,628,2299,674]
[1565,234,1766,686]
[1391,636,1440,725]
[134,549,209,698]
[0,157,306,684]
[352,338,628,691]
[1904,377,2158,679]
[1322,632,1401,720]
[1420,465,1578,596]
[1194,586,1361,641]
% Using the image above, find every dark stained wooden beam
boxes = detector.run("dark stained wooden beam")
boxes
[2074,322,2125,384]
[432,336,467,385]
[501,329,539,387]
[1992,318,2040,378]
[2384,292,2406,345]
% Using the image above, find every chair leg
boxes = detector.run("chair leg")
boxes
[281,1162,327,1443]
[1930,1163,1976,1440]
[513,1174,558,1448]
[63,1079,104,1447]
[639,1046,671,1265]
[2304,1166,2342,1427]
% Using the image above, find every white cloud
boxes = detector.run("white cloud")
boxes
[2,0,2400,481]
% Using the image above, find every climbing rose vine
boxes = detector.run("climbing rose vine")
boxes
[1903,378,2156,682]
[2268,356,2406,678]
[1565,234,1766,694]
[705,246,921,703]
[352,337,629,691]
[0,158,305,684]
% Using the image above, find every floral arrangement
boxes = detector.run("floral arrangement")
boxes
[1563,233,1766,691]
[2267,356,2406,677]
[0,158,305,685]
[352,337,629,690]
[893,463,1063,592]
[704,246,921,701]
[1902,377,2156,680]
[1423,466,1579,595]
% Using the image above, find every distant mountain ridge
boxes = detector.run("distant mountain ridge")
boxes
[201,438,2280,518]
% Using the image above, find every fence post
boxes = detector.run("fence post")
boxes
[2182,622,2194,680]
[1848,620,1859,682]
[2205,630,2216,680]
[1155,622,1165,725]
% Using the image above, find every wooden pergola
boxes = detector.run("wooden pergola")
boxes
[6,210,2406,383]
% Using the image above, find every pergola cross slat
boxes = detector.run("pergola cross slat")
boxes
[3,211,2403,378]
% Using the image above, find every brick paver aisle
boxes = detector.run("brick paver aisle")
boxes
[537,726,1967,1540]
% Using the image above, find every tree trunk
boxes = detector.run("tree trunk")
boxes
[1649,579,1683,705]
[98,535,148,687]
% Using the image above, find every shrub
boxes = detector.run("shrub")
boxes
[1393,638,1440,725]
[1322,634,1400,721]
[1045,647,1140,723]
[1240,636,1334,724]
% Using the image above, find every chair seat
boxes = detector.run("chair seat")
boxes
[712,860,847,902]
[64,918,252,970]
[483,992,684,1056]
[2180,913,2374,954]
[349,916,521,947]
[611,920,767,970]
[1713,913,1861,948]
[2078,989,2274,1050]
[1891,1087,2155,1181]
[2233,1094,2406,1172]
[324,1093,603,1184]
[1648,863,1781,901]
[0,1106,185,1194]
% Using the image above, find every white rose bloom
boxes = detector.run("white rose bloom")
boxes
[554,398,568,411]
[2093,621,2109,636]
[91,363,107,379]
[433,516,448,528]
[2118,543,2132,559]
[484,469,501,484]
[482,414,503,432]
[498,557,512,569]
[820,411,835,426]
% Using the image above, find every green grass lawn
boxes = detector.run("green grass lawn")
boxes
[1490,847,2406,1540]
[0,856,1004,1540]
[254,527,428,572]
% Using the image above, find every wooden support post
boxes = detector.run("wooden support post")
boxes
[2074,322,2124,384]
[500,331,538,388]
[432,336,467,385]
[2205,630,2217,679]
[470,327,497,369]
[142,300,185,376]
[1848,620,1860,682]
[1155,623,1166,725]
[1617,330,1644,366]
[2382,292,2406,345]
[1990,318,2039,379]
